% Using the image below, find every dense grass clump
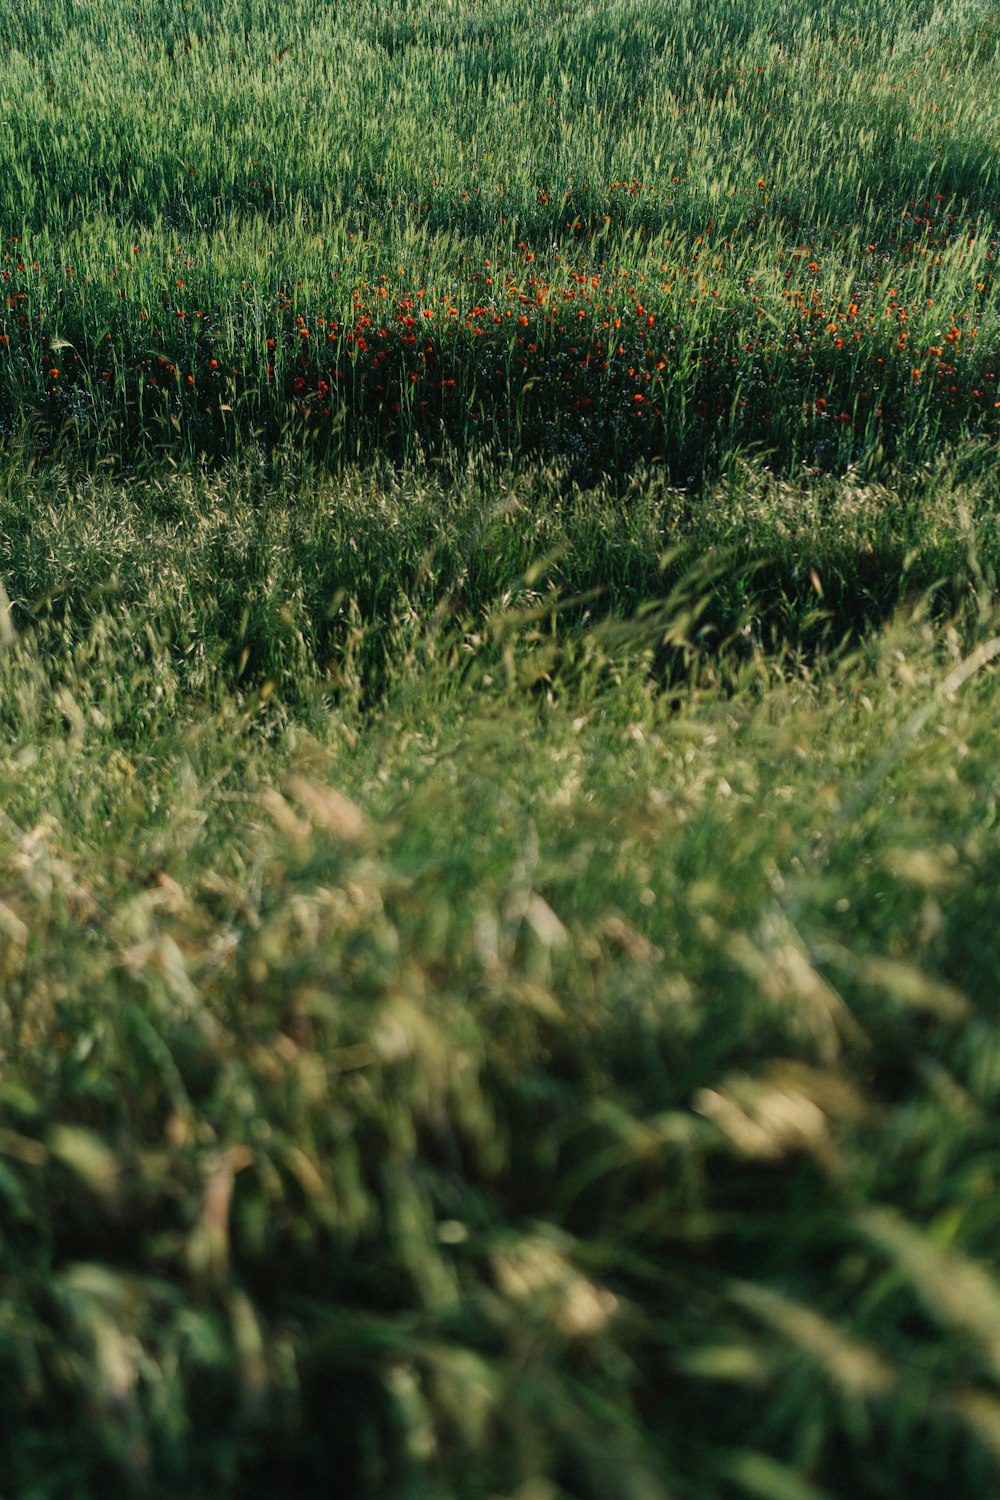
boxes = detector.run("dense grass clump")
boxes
[3,451,1000,1499]
[6,0,1000,1495]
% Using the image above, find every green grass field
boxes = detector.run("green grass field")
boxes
[5,2,1000,1496]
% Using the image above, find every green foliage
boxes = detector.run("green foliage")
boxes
[2,451,1000,1496]
[5,0,1000,1494]
[2,0,1000,475]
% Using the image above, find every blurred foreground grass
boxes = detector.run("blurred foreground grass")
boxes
[3,452,1000,1497]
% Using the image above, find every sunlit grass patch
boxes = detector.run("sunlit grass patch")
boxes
[2,0,1000,476]
[6,0,1000,1493]
[3,555,1000,1495]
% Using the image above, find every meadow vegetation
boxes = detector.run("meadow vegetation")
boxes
[3,1,1000,1495]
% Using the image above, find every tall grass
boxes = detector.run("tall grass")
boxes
[1,451,1000,1496]
[6,0,1000,1494]
[2,0,1000,474]
[1,447,997,713]
[4,464,1000,1497]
